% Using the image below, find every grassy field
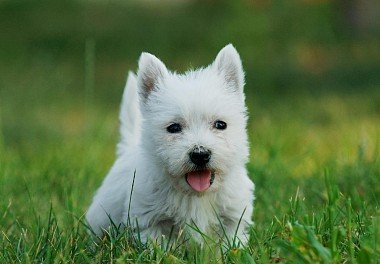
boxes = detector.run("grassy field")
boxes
[1,0,380,262]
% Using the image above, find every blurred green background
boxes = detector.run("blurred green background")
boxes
[0,0,379,243]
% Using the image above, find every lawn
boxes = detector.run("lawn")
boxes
[0,0,379,262]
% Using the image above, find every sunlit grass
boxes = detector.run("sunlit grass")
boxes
[1,79,379,261]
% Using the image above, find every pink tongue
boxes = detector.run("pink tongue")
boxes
[186,170,212,192]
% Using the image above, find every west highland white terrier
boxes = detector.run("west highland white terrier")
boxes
[86,44,255,245]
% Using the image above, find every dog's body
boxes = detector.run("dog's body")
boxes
[86,44,254,244]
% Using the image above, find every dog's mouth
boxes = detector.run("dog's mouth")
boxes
[185,169,215,192]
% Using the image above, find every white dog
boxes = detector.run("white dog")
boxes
[86,44,254,245]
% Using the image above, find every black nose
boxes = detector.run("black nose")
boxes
[189,146,211,166]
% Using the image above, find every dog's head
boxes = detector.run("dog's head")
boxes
[137,44,249,194]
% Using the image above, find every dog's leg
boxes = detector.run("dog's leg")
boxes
[86,158,131,236]
[221,216,251,246]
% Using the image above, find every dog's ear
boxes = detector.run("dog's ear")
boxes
[213,44,245,93]
[137,52,168,102]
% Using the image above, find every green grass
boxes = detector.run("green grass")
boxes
[1,71,379,263]
[0,0,379,262]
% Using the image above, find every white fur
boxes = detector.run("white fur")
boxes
[86,44,255,244]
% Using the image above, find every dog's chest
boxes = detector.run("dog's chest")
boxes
[159,192,223,232]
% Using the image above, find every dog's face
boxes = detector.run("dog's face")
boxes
[137,45,249,194]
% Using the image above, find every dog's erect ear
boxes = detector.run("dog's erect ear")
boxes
[137,52,168,102]
[213,44,245,93]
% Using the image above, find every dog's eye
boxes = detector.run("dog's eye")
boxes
[167,123,182,133]
[214,120,227,130]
